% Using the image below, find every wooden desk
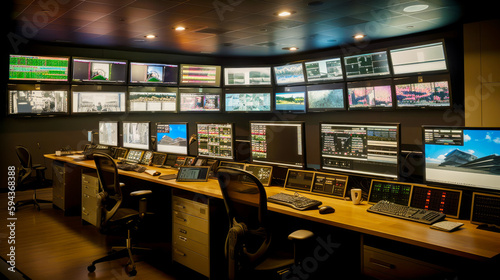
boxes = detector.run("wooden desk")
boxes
[45,154,500,262]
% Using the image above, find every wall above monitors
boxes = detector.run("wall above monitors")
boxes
[99,121,119,147]
[72,57,127,83]
[344,51,390,79]
[275,86,306,113]
[156,122,188,155]
[122,121,150,150]
[9,55,70,82]
[71,85,126,114]
[307,83,345,112]
[129,62,178,85]
[179,64,221,87]
[196,123,234,160]
[128,86,178,113]
[274,63,305,86]
[347,79,393,110]
[224,67,271,86]
[8,84,69,116]
[390,41,447,75]
[394,75,451,109]
[304,57,343,83]
[224,87,272,113]
[179,88,221,112]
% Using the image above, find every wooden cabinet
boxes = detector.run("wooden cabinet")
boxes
[81,172,101,226]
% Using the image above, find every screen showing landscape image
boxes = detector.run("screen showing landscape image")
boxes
[275,91,305,112]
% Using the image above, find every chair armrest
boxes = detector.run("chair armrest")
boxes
[288,229,314,241]
[130,190,152,196]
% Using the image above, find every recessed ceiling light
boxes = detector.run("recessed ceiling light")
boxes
[144,34,156,39]
[174,26,186,31]
[275,10,296,17]
[403,4,429,13]
[353,34,365,39]
[282,47,299,51]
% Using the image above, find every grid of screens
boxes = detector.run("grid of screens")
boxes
[72,58,127,83]
[128,87,177,112]
[390,42,447,75]
[250,121,306,168]
[274,63,305,85]
[122,121,150,150]
[179,64,221,87]
[98,121,119,146]
[8,85,69,115]
[304,57,343,83]
[344,51,390,79]
[347,79,393,109]
[9,55,69,82]
[320,123,400,179]
[423,127,500,191]
[224,88,272,112]
[156,122,188,155]
[197,123,234,160]
[72,89,126,113]
[224,67,271,86]
[129,62,178,84]
[275,86,306,113]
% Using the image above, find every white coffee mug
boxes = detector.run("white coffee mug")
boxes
[351,188,363,205]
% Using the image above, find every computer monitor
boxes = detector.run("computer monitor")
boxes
[250,121,306,168]
[320,123,400,179]
[273,63,305,86]
[394,75,451,109]
[423,126,500,191]
[390,41,447,75]
[344,51,390,79]
[224,67,272,86]
[156,122,188,155]
[98,121,119,147]
[179,64,221,87]
[196,123,234,160]
[129,62,178,85]
[179,88,222,112]
[71,85,126,114]
[72,57,127,83]
[274,86,306,113]
[122,121,150,150]
[127,86,178,112]
[224,87,272,113]
[9,54,69,82]
[347,79,393,110]
[8,84,69,116]
[304,57,343,83]
[307,83,345,112]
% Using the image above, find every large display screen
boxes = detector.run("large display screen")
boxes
[275,86,306,113]
[156,122,188,155]
[128,86,178,112]
[307,83,345,112]
[274,63,305,85]
[304,57,343,83]
[129,62,178,84]
[72,57,127,83]
[71,86,126,113]
[390,42,447,75]
[344,51,390,79]
[347,79,393,110]
[99,121,119,146]
[122,121,150,150]
[224,67,271,86]
[224,88,272,112]
[179,88,221,112]
[197,123,234,160]
[395,79,450,108]
[8,84,69,116]
[9,55,69,82]
[179,64,221,87]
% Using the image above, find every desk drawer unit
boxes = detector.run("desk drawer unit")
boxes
[172,195,210,277]
[81,172,100,226]
[52,161,82,214]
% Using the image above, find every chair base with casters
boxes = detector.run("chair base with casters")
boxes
[15,190,52,211]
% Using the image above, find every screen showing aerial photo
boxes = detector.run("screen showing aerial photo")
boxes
[275,91,305,112]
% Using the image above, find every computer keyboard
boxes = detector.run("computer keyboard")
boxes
[367,200,445,225]
[268,192,322,211]
[117,163,146,173]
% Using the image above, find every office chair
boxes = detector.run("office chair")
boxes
[14,145,51,210]
[87,153,152,276]
[216,167,314,280]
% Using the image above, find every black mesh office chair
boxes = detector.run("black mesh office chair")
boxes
[14,145,51,210]
[216,166,314,280]
[87,153,152,276]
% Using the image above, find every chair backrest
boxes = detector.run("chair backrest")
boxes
[15,145,33,182]
[93,153,123,228]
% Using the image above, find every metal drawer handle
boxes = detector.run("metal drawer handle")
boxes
[175,216,187,222]
[175,203,186,209]
[174,249,186,256]
[179,228,187,234]
[369,258,395,270]
[179,236,187,242]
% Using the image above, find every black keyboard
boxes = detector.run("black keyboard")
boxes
[268,192,322,211]
[367,200,445,225]
[117,163,146,173]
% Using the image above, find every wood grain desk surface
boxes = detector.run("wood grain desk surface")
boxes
[45,154,500,261]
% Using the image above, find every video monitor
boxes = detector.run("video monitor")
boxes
[72,57,127,83]
[156,122,188,155]
[224,87,272,113]
[307,83,345,112]
[8,84,69,116]
[129,62,178,84]
[304,57,343,83]
[423,126,500,191]
[99,121,119,147]
[127,86,178,112]
[275,86,306,113]
[179,88,221,112]
[390,41,447,75]
[250,121,306,168]
[224,67,272,86]
[196,123,234,160]
[71,85,126,114]
[347,79,393,110]
[394,75,451,108]
[179,64,221,87]
[320,123,400,179]
[273,63,305,86]
[9,55,69,82]
[122,121,150,150]
[344,51,390,79]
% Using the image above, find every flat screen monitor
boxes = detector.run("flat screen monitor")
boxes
[394,76,451,108]
[224,87,272,112]
[72,57,127,83]
[273,63,305,85]
[224,67,272,86]
[344,51,390,79]
[275,86,306,113]
[390,42,447,75]
[122,121,150,150]
[99,121,119,146]
[156,122,188,155]
[304,57,343,83]
[129,62,178,84]
[179,88,221,112]
[423,126,500,191]
[179,64,221,87]
[71,85,126,114]
[250,121,306,168]
[320,123,400,179]
[307,83,345,112]
[9,55,69,82]
[196,123,234,160]
[127,86,178,112]
[8,84,69,116]
[347,79,393,110]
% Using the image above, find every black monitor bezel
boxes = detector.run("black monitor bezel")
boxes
[389,39,449,77]
[393,74,452,110]
[273,62,307,86]
[9,54,71,83]
[121,121,151,150]
[70,85,127,115]
[155,122,189,155]
[71,57,128,84]
[303,56,344,84]
[274,85,307,114]
[196,122,235,161]
[346,78,394,111]
[127,86,178,113]
[223,87,273,113]
[306,83,346,112]
[178,87,223,113]
[223,66,273,87]
[128,61,179,85]
[98,120,120,147]
[343,49,392,81]
[178,64,222,87]
[7,83,70,117]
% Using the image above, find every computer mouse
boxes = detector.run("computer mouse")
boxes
[319,206,335,214]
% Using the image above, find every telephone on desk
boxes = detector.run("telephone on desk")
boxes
[82,144,113,159]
